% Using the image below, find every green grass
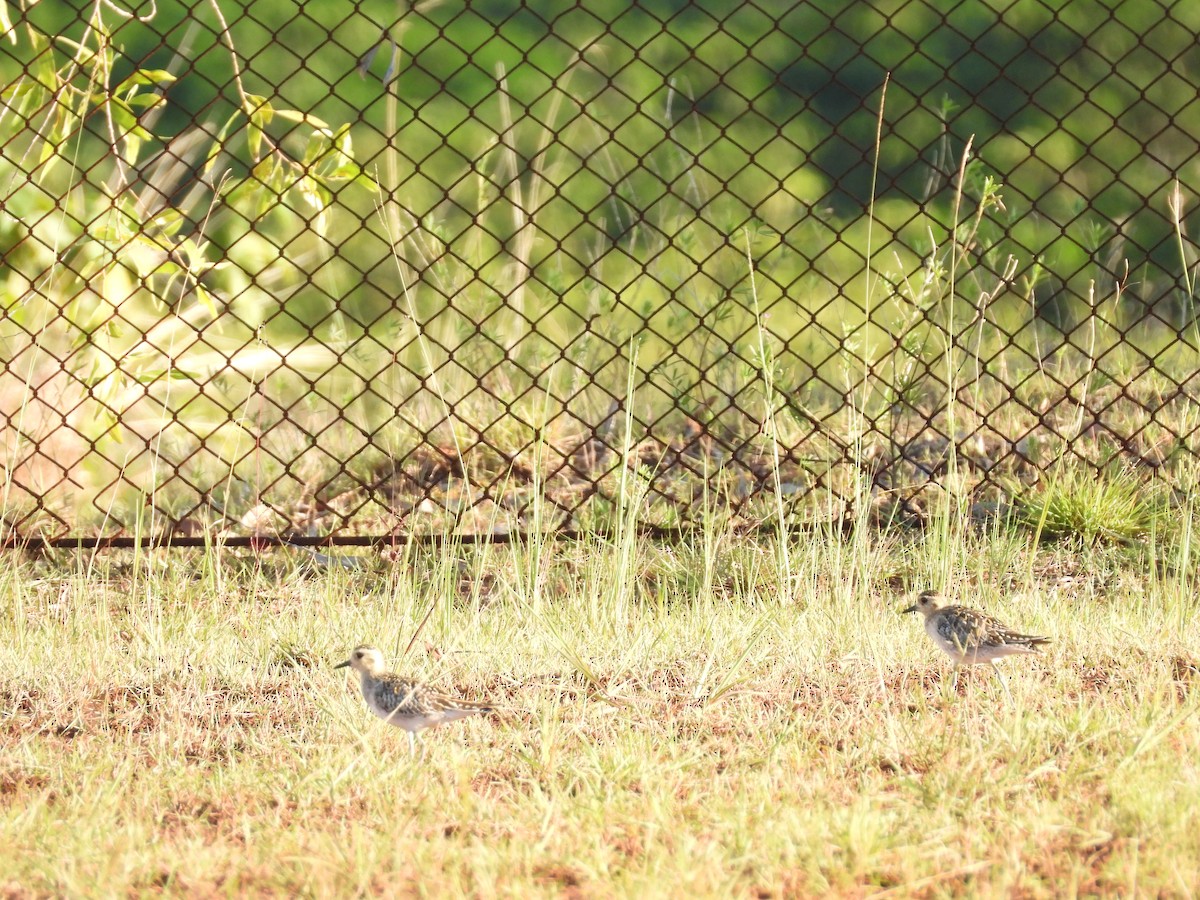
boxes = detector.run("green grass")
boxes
[4,17,1200,891]
[2,521,1199,896]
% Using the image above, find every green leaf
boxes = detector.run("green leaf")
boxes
[354,171,382,194]
[111,98,151,150]
[194,283,219,317]
[1,0,16,46]
[247,119,263,162]
[271,108,330,132]
[122,136,142,167]
[36,134,61,181]
[51,34,99,69]
[203,110,241,176]
[149,208,184,237]
[242,93,273,124]
[118,69,177,91]
[251,156,275,187]
[335,122,353,157]
[125,92,166,112]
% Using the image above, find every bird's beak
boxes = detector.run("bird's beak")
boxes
[334,659,350,669]
[900,604,917,615]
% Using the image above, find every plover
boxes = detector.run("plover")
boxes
[336,645,496,755]
[902,589,1050,699]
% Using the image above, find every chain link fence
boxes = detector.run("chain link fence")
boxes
[2,0,1199,547]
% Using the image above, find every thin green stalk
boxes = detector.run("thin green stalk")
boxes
[745,227,791,584]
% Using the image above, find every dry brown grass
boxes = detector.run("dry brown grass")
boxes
[0,529,1198,897]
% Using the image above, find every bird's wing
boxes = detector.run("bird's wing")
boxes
[971,611,1050,648]
[373,677,429,715]
[937,606,987,651]
[426,690,494,714]
[987,626,1051,648]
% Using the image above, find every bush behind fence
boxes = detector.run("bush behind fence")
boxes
[2,0,1199,545]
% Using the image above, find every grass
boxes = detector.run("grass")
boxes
[2,519,1200,896]
[4,14,1200,894]
[1015,464,1170,547]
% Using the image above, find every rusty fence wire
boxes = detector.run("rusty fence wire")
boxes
[2,0,1200,547]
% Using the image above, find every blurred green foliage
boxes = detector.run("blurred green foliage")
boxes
[2,0,1199,535]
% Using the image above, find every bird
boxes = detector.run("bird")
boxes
[902,589,1051,699]
[335,645,496,755]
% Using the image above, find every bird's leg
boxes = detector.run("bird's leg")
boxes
[950,665,960,693]
[407,731,417,757]
[990,662,1013,703]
